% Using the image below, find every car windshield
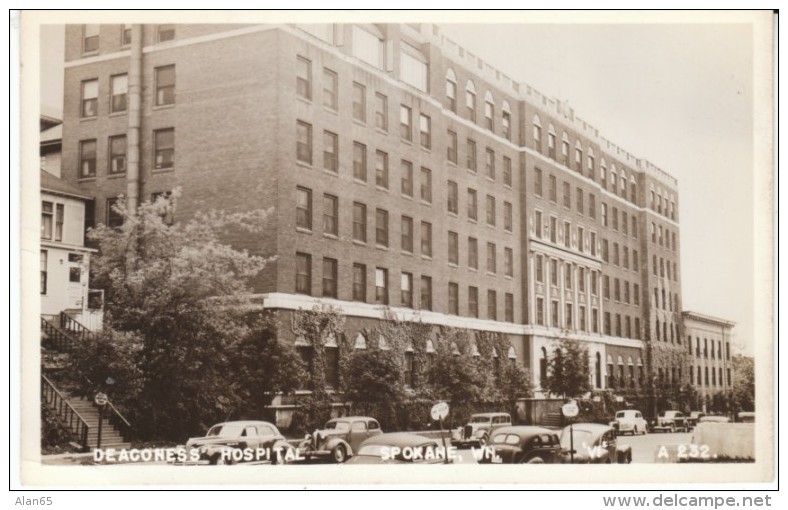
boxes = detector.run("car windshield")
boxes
[206,423,243,437]
[324,421,351,432]
[471,416,491,423]
[560,430,594,449]
[492,434,519,445]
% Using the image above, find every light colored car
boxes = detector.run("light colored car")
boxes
[298,416,382,463]
[453,412,512,447]
[610,409,648,436]
[183,420,293,465]
[559,423,632,464]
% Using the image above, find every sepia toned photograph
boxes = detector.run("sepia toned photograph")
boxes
[16,9,775,489]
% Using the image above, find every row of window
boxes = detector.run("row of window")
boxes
[650,222,678,251]
[445,69,513,140]
[78,129,173,179]
[540,350,646,390]
[650,190,677,221]
[81,23,174,54]
[652,286,680,312]
[652,255,679,283]
[533,297,642,340]
[294,253,515,321]
[690,365,731,388]
[688,336,730,361]
[654,318,679,343]
[41,201,64,241]
[80,65,174,118]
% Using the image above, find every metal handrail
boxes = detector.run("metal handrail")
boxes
[106,400,131,428]
[59,312,93,341]
[41,317,78,352]
[41,375,91,450]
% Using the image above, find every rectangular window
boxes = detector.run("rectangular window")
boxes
[591,270,598,296]
[534,210,543,238]
[592,309,599,333]
[486,148,495,180]
[550,259,558,286]
[633,250,639,272]
[602,239,609,262]
[484,100,494,131]
[108,135,127,175]
[121,24,132,46]
[535,254,544,283]
[296,253,311,294]
[466,89,476,122]
[55,206,66,242]
[323,131,338,173]
[353,142,367,181]
[603,275,610,299]
[565,263,573,289]
[110,74,127,113]
[549,175,557,202]
[155,65,175,106]
[563,181,571,208]
[419,114,431,149]
[81,79,98,118]
[421,222,432,257]
[401,216,413,253]
[503,156,512,187]
[624,281,630,304]
[353,202,367,242]
[447,180,459,215]
[448,283,459,315]
[353,263,366,302]
[322,258,338,298]
[577,227,584,253]
[40,250,48,294]
[447,130,458,164]
[622,211,629,235]
[551,300,560,327]
[400,105,412,141]
[468,237,478,269]
[401,272,413,307]
[420,276,433,311]
[578,266,586,293]
[614,278,621,301]
[448,231,459,265]
[106,197,123,228]
[296,187,312,230]
[469,286,479,317]
[79,139,97,178]
[564,221,571,248]
[613,243,620,266]
[486,195,496,227]
[487,289,497,320]
[323,68,338,110]
[41,202,53,239]
[401,160,413,196]
[323,194,338,236]
[467,139,477,172]
[504,247,513,277]
[352,82,366,123]
[157,24,175,42]
[634,283,640,305]
[504,202,513,232]
[374,92,388,131]
[589,194,596,219]
[534,168,543,197]
[375,209,389,247]
[550,216,557,243]
[565,303,573,329]
[375,268,388,304]
[576,188,584,214]
[505,293,514,322]
[612,207,619,230]
[375,150,389,188]
[83,24,99,53]
[296,121,312,165]
[420,167,432,203]
[604,312,611,335]
[536,297,544,325]
[623,247,629,269]
[590,232,597,256]
[486,242,496,274]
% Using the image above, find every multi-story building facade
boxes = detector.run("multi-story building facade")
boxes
[58,22,687,402]
[682,311,735,410]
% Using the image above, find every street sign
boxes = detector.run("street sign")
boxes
[562,401,579,418]
[431,402,449,421]
[94,392,108,406]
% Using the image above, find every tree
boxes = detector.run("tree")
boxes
[77,191,290,441]
[543,338,592,399]
[496,361,533,420]
[731,354,755,412]
[344,348,405,430]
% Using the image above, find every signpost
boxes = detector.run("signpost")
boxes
[94,392,108,450]
[562,400,579,464]
[431,402,450,464]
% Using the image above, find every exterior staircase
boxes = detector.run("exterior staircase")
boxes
[541,411,564,429]
[41,313,132,451]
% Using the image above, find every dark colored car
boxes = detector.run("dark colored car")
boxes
[479,426,562,464]
[652,411,690,433]
[344,433,453,465]
[559,423,632,464]
[298,416,383,463]
[687,411,705,428]
[184,420,293,465]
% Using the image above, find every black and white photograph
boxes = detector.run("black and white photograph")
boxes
[14,9,776,493]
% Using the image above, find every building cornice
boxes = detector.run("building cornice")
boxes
[682,310,736,328]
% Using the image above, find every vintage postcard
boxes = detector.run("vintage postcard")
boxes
[15,9,776,490]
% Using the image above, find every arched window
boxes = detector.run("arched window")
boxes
[627,356,635,387]
[620,170,627,196]
[587,148,595,177]
[465,80,477,122]
[445,68,457,112]
[610,164,618,190]
[501,100,512,140]
[617,356,625,387]
[574,143,583,173]
[378,335,390,350]
[451,342,460,355]
[606,354,614,387]
[484,91,494,131]
[540,347,548,387]
[595,351,602,388]
[471,342,481,357]
[630,181,637,203]
[508,345,517,362]
[547,124,556,159]
[354,332,367,349]
[600,159,607,186]
[426,339,436,353]
[561,133,570,165]
[532,115,542,151]
[637,358,644,385]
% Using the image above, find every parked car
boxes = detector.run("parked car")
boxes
[559,423,632,464]
[652,411,690,433]
[183,420,293,465]
[298,416,382,463]
[609,409,649,436]
[453,412,512,447]
[344,433,453,465]
[479,426,562,464]
[687,411,706,428]
[737,412,755,423]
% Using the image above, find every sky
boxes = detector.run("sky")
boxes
[37,13,769,355]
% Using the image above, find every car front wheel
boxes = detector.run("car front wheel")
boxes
[332,445,348,463]
[523,456,545,464]
[478,434,489,447]
[670,423,676,433]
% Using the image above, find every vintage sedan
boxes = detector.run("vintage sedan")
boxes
[479,426,563,464]
[184,420,294,465]
[453,412,512,447]
[298,416,383,463]
[652,411,690,433]
[344,433,454,465]
[559,423,632,464]
[610,409,649,436]
[687,411,706,428]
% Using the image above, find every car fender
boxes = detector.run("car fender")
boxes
[323,437,354,456]
[616,444,632,463]
[200,444,237,460]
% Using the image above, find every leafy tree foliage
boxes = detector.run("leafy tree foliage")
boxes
[344,348,405,429]
[731,354,755,412]
[543,338,592,399]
